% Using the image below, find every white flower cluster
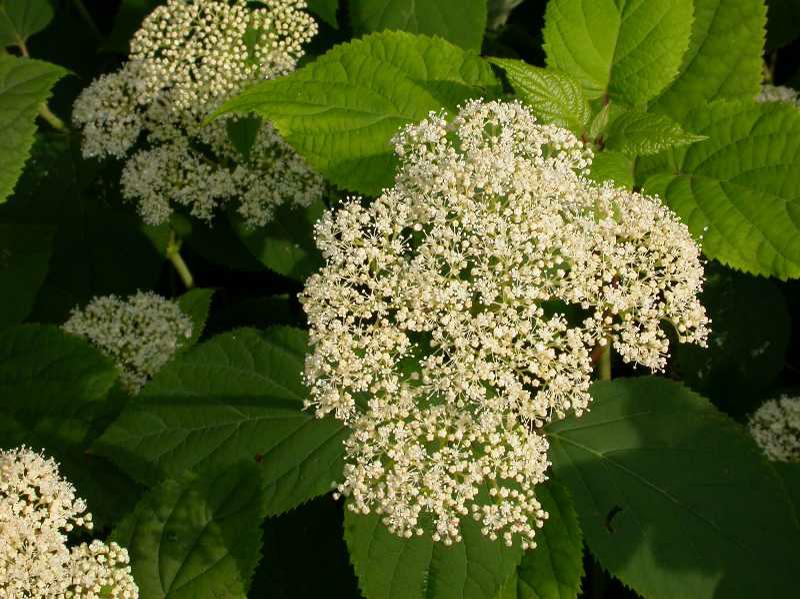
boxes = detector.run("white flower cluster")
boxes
[757,84,800,106]
[749,395,800,462]
[72,0,323,227]
[63,291,193,394]
[0,447,138,598]
[302,99,709,548]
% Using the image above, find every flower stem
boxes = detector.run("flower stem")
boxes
[38,104,66,132]
[599,342,612,381]
[166,232,194,289]
[16,40,68,132]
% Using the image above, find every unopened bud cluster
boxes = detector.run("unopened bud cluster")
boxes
[72,0,322,227]
[302,99,709,548]
[0,447,138,597]
[63,291,193,394]
[749,395,800,462]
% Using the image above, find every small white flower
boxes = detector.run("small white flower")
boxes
[63,291,193,394]
[72,0,323,227]
[0,447,138,598]
[757,84,800,106]
[749,395,800,462]
[301,99,709,547]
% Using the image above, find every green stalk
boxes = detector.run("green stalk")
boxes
[166,232,195,289]
[16,40,67,132]
[599,342,612,381]
[38,104,66,132]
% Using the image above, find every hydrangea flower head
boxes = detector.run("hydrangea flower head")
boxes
[0,447,138,597]
[749,395,800,462]
[72,0,323,227]
[301,99,709,548]
[63,291,193,394]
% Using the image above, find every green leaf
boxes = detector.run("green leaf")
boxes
[586,151,633,189]
[546,376,800,598]
[214,31,499,195]
[306,0,338,28]
[0,0,53,47]
[225,115,261,161]
[349,0,487,51]
[604,111,706,156]
[542,0,693,104]
[95,327,347,516]
[643,100,800,280]
[0,324,118,423]
[489,59,590,132]
[177,288,214,349]
[673,267,790,417]
[0,56,66,204]
[345,510,523,599]
[113,463,265,598]
[0,223,53,329]
[652,0,766,122]
[774,462,800,526]
[0,135,166,321]
[495,481,583,599]
[230,198,324,282]
[0,410,143,530]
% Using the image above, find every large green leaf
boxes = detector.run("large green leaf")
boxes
[349,0,487,51]
[488,58,590,132]
[495,482,583,599]
[0,410,142,531]
[542,0,693,104]
[0,56,65,204]
[0,135,166,321]
[652,0,766,121]
[0,0,53,47]
[672,266,790,417]
[113,463,265,598]
[177,287,214,350]
[774,462,800,527]
[587,151,633,190]
[346,510,522,599]
[0,324,118,423]
[230,198,324,282]
[0,223,53,329]
[546,377,800,599]
[214,31,499,195]
[95,327,347,516]
[0,325,138,529]
[643,100,800,279]
[603,111,706,156]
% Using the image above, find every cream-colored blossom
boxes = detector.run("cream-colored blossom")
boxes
[63,291,193,394]
[0,447,138,598]
[757,84,800,106]
[749,395,800,462]
[72,0,322,227]
[301,99,709,548]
